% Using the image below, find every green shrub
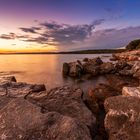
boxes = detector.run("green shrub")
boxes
[126,39,140,50]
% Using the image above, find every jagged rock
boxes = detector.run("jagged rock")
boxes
[31,86,96,134]
[104,96,140,140]
[0,98,92,140]
[100,62,114,74]
[122,86,140,98]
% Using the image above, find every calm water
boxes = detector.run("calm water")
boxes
[0,54,111,91]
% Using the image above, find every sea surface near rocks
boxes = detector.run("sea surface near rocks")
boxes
[0,54,111,91]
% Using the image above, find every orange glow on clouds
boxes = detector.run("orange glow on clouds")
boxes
[0,39,58,53]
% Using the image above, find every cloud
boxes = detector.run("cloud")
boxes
[19,27,41,33]
[17,19,105,46]
[0,33,17,39]
[77,26,140,50]
[1,19,140,51]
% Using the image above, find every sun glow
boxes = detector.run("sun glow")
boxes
[0,39,58,53]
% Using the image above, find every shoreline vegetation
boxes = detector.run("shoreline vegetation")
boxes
[0,39,140,139]
[0,49,125,55]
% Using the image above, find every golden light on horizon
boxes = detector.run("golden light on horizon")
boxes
[0,38,58,53]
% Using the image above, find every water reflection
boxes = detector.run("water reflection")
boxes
[0,54,111,90]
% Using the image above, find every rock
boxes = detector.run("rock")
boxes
[0,82,46,98]
[86,57,103,65]
[131,61,140,79]
[62,62,70,75]
[105,74,139,92]
[83,63,100,76]
[88,83,119,108]
[0,98,92,140]
[30,84,46,92]
[118,69,133,76]
[114,60,130,71]
[104,96,140,140]
[83,58,89,62]
[69,62,83,77]
[0,96,12,110]
[32,86,96,133]
[0,76,16,84]
[100,62,114,74]
[122,86,140,98]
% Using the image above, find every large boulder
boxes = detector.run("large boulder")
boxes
[27,86,96,134]
[0,98,92,140]
[104,96,140,140]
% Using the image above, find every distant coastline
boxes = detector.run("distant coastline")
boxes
[0,49,125,55]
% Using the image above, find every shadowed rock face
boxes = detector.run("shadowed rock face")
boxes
[0,98,92,140]
[104,96,140,140]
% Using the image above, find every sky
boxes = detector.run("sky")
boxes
[0,0,140,52]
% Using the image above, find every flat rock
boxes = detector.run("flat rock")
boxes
[122,86,140,98]
[104,96,140,140]
[0,82,46,98]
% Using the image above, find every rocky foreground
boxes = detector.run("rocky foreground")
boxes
[0,51,140,140]
[62,52,140,140]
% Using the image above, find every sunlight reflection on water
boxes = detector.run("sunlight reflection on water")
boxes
[0,54,111,91]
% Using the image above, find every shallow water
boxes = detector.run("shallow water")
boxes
[0,54,111,91]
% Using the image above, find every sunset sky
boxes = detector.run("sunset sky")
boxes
[0,0,140,52]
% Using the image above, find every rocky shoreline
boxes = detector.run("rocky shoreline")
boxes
[0,50,140,139]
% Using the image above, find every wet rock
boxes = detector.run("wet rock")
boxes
[100,62,114,74]
[122,86,140,98]
[104,96,140,140]
[62,62,70,75]
[32,86,96,134]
